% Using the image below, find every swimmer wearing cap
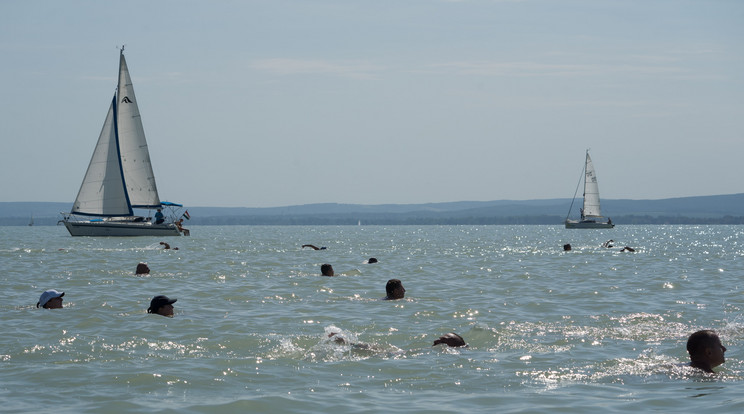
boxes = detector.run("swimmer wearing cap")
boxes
[37,289,64,309]
[147,295,177,317]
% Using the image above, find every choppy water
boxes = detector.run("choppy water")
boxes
[2,225,743,413]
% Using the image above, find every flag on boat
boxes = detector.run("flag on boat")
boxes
[182,210,190,220]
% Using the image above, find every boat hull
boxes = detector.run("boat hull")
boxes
[63,219,181,237]
[565,219,615,229]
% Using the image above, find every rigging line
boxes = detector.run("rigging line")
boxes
[565,159,586,220]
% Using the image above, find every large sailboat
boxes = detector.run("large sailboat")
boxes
[565,150,614,229]
[62,48,187,236]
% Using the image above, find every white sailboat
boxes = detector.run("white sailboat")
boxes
[565,150,614,229]
[62,47,186,237]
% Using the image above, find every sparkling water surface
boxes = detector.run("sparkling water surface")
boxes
[2,225,743,413]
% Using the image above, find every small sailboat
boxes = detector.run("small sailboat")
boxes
[565,150,614,229]
[62,47,186,236]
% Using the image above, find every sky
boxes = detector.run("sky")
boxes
[1,0,742,208]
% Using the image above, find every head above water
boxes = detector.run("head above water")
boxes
[687,330,726,373]
[136,262,150,275]
[433,332,466,348]
[385,279,405,300]
[321,264,334,276]
[147,295,177,317]
[37,289,64,309]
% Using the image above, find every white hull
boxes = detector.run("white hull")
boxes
[64,219,181,237]
[565,219,614,229]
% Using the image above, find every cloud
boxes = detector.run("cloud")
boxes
[427,60,690,78]
[250,58,384,80]
[250,57,688,81]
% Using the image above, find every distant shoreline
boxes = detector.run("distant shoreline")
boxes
[3,194,743,226]
[5,216,744,227]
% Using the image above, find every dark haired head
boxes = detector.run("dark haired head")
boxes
[433,333,466,348]
[385,279,405,300]
[321,264,334,276]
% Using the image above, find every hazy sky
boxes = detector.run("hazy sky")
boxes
[1,0,742,208]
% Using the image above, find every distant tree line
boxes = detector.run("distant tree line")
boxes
[193,214,564,226]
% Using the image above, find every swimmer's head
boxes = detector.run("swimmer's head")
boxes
[321,264,334,276]
[433,332,466,348]
[136,262,150,275]
[385,279,405,300]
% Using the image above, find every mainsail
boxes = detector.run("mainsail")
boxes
[565,150,613,229]
[71,97,132,216]
[582,152,602,218]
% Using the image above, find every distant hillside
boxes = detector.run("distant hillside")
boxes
[3,194,742,225]
[0,202,71,226]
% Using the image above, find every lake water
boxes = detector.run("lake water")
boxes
[1,225,743,413]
